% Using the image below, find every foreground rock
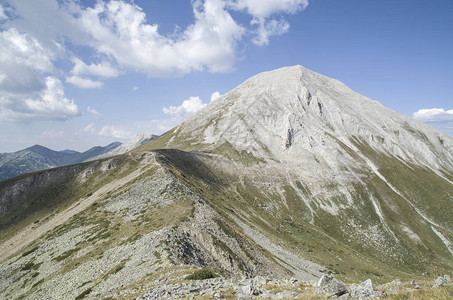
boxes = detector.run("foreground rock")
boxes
[315,274,348,297]
[349,279,383,299]
[432,274,451,288]
[131,276,312,300]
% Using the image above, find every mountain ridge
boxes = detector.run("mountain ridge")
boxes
[0,65,452,299]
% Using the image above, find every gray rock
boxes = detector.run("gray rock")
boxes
[444,274,451,283]
[432,276,446,288]
[315,274,348,297]
[275,290,300,299]
[242,285,253,295]
[289,277,298,285]
[349,279,374,298]
[386,287,398,294]
[410,279,421,289]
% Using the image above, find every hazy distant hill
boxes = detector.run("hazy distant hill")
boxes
[0,142,121,181]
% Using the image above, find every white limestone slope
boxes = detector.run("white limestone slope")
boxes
[172,65,453,180]
[153,65,453,263]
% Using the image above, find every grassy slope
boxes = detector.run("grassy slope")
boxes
[148,141,453,284]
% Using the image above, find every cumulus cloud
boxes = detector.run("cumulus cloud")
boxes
[0,28,54,93]
[71,57,118,78]
[227,0,308,45]
[3,0,308,80]
[227,0,308,18]
[66,75,103,89]
[98,125,133,139]
[0,28,80,121]
[75,0,245,76]
[163,96,206,117]
[39,129,64,138]
[0,5,8,20]
[83,123,96,133]
[0,77,79,122]
[87,106,102,119]
[413,108,453,123]
[252,17,289,45]
[211,91,222,102]
[0,0,310,124]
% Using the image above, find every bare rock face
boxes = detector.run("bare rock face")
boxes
[141,65,453,278]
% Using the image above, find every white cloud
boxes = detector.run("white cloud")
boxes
[23,77,79,118]
[71,57,118,78]
[39,129,64,138]
[227,0,308,45]
[0,28,80,122]
[0,0,310,125]
[0,5,8,20]
[76,0,245,76]
[98,125,133,139]
[227,0,308,18]
[66,75,103,89]
[0,28,54,93]
[87,106,102,119]
[83,123,96,134]
[3,0,308,82]
[93,96,211,140]
[252,17,289,45]
[211,91,222,102]
[0,76,80,122]
[163,96,206,116]
[413,108,453,123]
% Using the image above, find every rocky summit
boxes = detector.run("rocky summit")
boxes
[0,66,452,299]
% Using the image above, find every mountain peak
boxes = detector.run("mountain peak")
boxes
[2,66,453,298]
[142,65,453,175]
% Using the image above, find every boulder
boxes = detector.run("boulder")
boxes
[241,284,261,296]
[315,274,348,297]
[432,275,451,288]
[349,279,375,298]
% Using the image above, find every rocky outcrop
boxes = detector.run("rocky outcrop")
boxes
[315,274,348,297]
[432,274,451,288]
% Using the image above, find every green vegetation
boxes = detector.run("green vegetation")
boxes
[185,269,217,280]
[210,142,266,166]
[21,246,39,257]
[102,261,126,280]
[150,148,453,283]
[20,262,35,271]
[54,247,80,262]
[387,285,453,300]
[75,288,92,299]
[32,278,44,288]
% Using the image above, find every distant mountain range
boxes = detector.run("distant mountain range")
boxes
[0,143,121,181]
[0,134,157,181]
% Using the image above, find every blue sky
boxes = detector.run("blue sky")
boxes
[0,0,452,152]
